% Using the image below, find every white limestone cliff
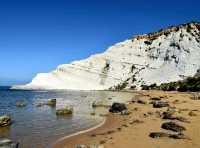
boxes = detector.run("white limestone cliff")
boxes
[12,22,200,90]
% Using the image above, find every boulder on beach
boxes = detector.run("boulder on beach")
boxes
[16,100,27,108]
[0,115,12,127]
[56,106,73,116]
[149,132,188,139]
[161,122,186,132]
[0,138,19,148]
[47,99,57,107]
[137,99,147,104]
[109,102,127,113]
[153,101,169,108]
[149,132,170,138]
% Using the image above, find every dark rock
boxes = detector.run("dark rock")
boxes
[188,111,197,116]
[99,140,106,144]
[169,133,188,139]
[150,97,161,101]
[161,122,186,132]
[162,109,176,120]
[149,132,170,138]
[149,132,188,139]
[162,109,189,123]
[153,101,169,108]
[109,103,127,113]
[0,115,12,127]
[137,100,147,104]
[0,138,19,148]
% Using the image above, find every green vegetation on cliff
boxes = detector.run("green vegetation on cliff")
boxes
[141,75,200,92]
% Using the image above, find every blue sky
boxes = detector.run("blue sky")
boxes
[0,0,200,86]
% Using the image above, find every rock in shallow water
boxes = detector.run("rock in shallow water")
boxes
[56,106,73,116]
[47,99,57,107]
[0,138,19,148]
[16,100,27,108]
[0,115,12,127]
[109,102,127,113]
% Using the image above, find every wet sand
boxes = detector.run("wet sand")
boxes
[53,90,200,148]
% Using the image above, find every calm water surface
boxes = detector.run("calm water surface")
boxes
[0,89,134,148]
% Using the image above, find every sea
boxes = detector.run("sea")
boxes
[0,87,134,148]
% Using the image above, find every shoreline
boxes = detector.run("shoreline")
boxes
[51,118,106,147]
[53,90,200,148]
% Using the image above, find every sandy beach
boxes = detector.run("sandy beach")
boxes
[53,90,200,148]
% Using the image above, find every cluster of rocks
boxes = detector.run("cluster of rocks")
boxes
[36,98,74,116]
[36,98,57,107]
[149,120,188,140]
[0,98,74,147]
[146,96,190,140]
[131,95,193,140]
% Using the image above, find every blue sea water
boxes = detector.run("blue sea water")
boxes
[0,88,133,148]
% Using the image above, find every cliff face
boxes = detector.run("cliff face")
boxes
[12,22,200,90]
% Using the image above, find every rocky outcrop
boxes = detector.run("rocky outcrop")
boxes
[12,22,200,90]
